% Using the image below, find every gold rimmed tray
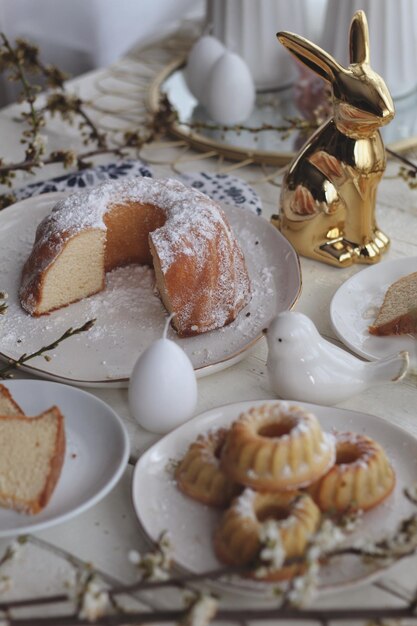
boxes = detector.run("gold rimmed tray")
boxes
[148,57,417,166]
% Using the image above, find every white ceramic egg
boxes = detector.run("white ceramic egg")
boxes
[128,319,197,434]
[205,51,255,125]
[184,35,225,102]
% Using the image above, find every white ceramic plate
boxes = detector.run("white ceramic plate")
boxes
[330,256,417,373]
[132,399,417,596]
[0,192,301,387]
[0,380,129,537]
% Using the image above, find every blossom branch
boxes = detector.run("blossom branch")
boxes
[4,603,416,626]
[0,319,96,378]
[181,117,318,139]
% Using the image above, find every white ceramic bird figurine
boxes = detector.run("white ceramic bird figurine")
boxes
[265,311,409,405]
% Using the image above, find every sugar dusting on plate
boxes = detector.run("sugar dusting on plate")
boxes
[0,194,298,383]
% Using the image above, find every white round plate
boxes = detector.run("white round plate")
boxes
[0,380,129,537]
[330,256,417,373]
[132,399,417,596]
[0,192,301,387]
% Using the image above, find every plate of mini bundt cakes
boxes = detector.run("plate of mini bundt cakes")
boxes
[0,180,301,386]
[132,399,417,596]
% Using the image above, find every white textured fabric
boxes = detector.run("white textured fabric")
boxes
[0,0,205,105]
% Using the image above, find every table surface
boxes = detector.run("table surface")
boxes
[0,28,417,623]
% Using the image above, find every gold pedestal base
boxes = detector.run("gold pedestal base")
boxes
[271,215,390,268]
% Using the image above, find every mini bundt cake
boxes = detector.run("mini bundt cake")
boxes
[220,402,336,491]
[213,488,321,580]
[307,431,395,513]
[175,428,239,508]
[369,271,417,336]
[19,177,251,337]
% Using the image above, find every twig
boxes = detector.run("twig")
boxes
[110,565,245,596]
[8,536,417,614]
[0,147,126,176]
[181,118,317,136]
[0,319,96,378]
[0,34,41,139]
[0,594,68,611]
[386,146,417,172]
[71,103,107,149]
[5,604,417,626]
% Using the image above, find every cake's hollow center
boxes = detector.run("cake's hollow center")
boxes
[103,201,166,271]
[258,417,296,438]
[336,444,361,465]
[257,504,290,523]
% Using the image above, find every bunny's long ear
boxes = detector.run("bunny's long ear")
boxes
[349,10,370,64]
[277,32,343,84]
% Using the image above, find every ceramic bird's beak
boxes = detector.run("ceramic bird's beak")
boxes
[262,328,268,335]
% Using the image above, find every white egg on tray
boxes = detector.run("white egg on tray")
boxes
[204,51,256,125]
[184,35,225,102]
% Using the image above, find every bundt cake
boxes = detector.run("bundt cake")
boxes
[213,488,321,580]
[307,431,395,513]
[220,402,336,491]
[19,177,251,337]
[0,406,66,514]
[369,271,417,336]
[175,428,239,508]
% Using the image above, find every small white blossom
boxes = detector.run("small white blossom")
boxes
[255,520,286,577]
[180,594,218,626]
[312,518,346,553]
[286,517,350,608]
[0,576,11,594]
[352,537,386,556]
[33,133,48,154]
[354,513,417,563]
[8,540,22,557]
[287,559,320,607]
[339,509,363,533]
[133,532,173,582]
[128,549,141,565]
[63,569,77,590]
[78,578,110,622]
[0,539,24,565]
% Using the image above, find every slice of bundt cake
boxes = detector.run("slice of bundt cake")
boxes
[0,384,24,416]
[0,406,66,514]
[369,271,417,336]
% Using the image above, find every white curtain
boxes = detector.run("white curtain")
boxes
[0,0,205,106]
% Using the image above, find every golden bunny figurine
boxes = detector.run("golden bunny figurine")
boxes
[275,10,395,267]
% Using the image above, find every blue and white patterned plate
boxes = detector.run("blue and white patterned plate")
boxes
[13,159,262,216]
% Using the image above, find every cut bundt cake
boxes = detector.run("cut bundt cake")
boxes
[0,384,24,416]
[0,406,66,514]
[19,177,251,337]
[220,402,336,491]
[369,271,417,336]
[307,432,395,513]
